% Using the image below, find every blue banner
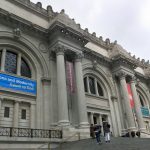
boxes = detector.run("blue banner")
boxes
[0,73,36,95]
[141,107,150,117]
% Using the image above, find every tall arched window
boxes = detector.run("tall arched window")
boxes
[0,49,31,78]
[84,76,104,96]
[5,51,17,74]
[21,58,31,78]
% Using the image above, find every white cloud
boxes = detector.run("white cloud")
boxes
[31,0,150,61]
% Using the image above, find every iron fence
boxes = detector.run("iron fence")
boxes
[0,127,62,139]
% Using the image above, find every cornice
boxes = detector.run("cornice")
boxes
[83,47,111,67]
[0,8,48,38]
[6,0,57,19]
[48,21,89,46]
[111,54,137,69]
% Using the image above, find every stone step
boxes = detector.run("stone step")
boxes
[52,137,150,150]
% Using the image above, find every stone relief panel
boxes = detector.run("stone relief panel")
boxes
[39,42,48,53]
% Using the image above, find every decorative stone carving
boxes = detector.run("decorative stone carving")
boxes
[92,60,97,69]
[115,71,127,79]
[92,32,96,36]
[36,2,42,8]
[54,45,66,55]
[75,53,84,61]
[39,42,48,53]
[13,28,21,39]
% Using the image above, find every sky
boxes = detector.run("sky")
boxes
[31,0,150,61]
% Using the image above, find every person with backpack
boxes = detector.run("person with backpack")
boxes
[94,124,102,144]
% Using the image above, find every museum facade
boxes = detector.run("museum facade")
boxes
[0,0,150,140]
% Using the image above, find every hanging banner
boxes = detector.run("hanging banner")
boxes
[66,61,75,93]
[0,73,37,95]
[127,83,134,109]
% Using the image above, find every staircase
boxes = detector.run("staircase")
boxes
[52,137,150,150]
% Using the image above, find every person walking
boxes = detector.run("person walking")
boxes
[94,124,102,144]
[104,122,111,143]
[90,124,95,138]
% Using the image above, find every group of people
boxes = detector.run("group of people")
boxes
[90,122,111,144]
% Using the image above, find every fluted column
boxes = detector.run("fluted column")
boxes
[13,101,19,128]
[56,48,69,126]
[90,112,94,125]
[74,53,89,128]
[30,103,36,128]
[118,72,136,131]
[1,48,6,71]
[130,76,145,131]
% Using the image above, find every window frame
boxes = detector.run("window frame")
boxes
[4,107,10,118]
[21,109,26,120]
[84,75,105,97]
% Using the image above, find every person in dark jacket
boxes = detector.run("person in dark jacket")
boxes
[94,124,102,144]
[103,122,111,143]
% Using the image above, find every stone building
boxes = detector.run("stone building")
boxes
[0,0,150,141]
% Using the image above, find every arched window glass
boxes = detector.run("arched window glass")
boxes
[5,51,17,74]
[97,82,104,96]
[21,58,31,78]
[0,49,32,78]
[89,77,96,94]
[84,77,88,92]
[84,75,104,97]
[139,95,145,107]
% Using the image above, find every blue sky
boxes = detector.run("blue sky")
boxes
[31,0,150,61]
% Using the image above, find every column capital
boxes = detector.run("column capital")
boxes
[116,71,127,79]
[75,53,84,62]
[130,76,136,83]
[54,45,66,56]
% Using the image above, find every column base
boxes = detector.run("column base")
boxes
[79,122,90,129]
[58,120,70,127]
[128,127,136,132]
[139,128,146,132]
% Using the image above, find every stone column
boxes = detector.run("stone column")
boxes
[130,76,145,131]
[74,53,89,128]
[17,53,21,75]
[90,112,94,125]
[30,103,36,129]
[99,114,104,136]
[13,101,19,128]
[42,78,51,129]
[56,48,69,126]
[1,48,6,71]
[118,72,136,131]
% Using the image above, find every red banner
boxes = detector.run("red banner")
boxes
[66,61,75,93]
[127,83,134,109]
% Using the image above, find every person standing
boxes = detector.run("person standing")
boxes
[94,124,102,144]
[104,122,111,143]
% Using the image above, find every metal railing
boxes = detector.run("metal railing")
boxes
[0,127,62,139]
